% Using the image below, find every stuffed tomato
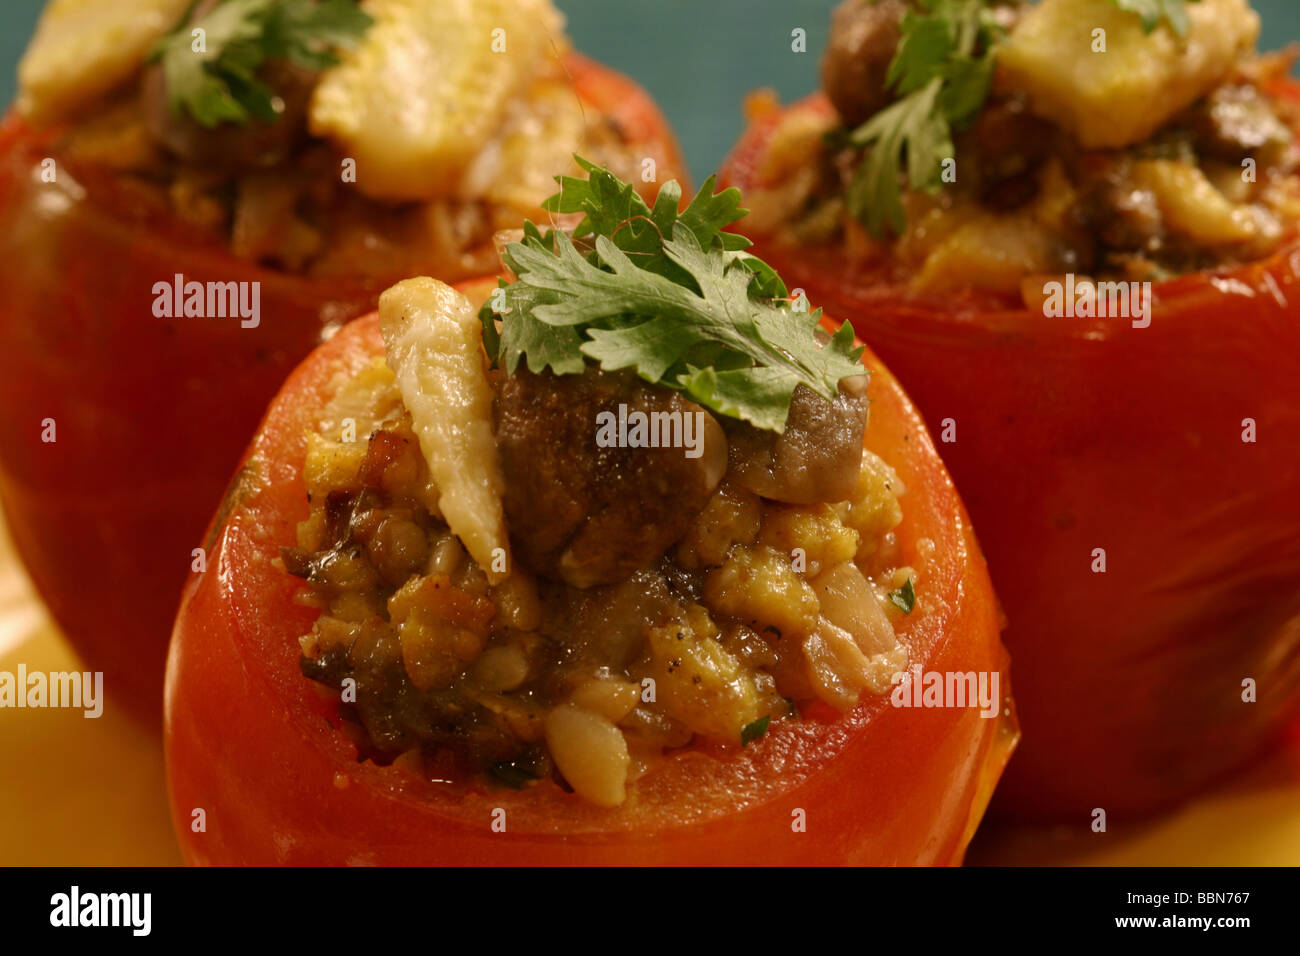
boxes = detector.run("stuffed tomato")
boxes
[164,166,1015,865]
[0,0,684,720]
[721,0,1300,818]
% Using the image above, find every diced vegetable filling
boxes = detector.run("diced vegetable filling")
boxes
[279,160,913,807]
[746,0,1300,296]
[285,353,913,806]
[17,0,645,279]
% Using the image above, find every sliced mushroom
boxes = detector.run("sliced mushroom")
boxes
[724,381,869,505]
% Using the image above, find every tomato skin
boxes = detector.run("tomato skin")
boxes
[0,54,684,724]
[722,93,1300,820]
[163,303,1015,865]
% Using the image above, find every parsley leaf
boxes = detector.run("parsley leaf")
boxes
[844,0,1003,238]
[1110,0,1201,36]
[483,160,866,433]
[265,0,374,69]
[846,77,951,237]
[150,0,371,128]
[741,715,771,746]
[543,156,753,284]
[889,578,917,615]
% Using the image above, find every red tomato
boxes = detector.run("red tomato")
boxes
[0,54,685,724]
[163,291,1016,865]
[722,92,1300,820]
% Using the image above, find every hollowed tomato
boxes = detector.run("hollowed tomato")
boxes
[163,290,1016,865]
[722,91,1300,820]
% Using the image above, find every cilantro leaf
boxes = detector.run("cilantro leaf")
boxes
[1110,0,1200,36]
[677,365,801,434]
[844,0,1003,238]
[847,77,950,239]
[152,0,272,128]
[889,578,917,615]
[265,0,374,70]
[490,275,587,378]
[509,229,861,426]
[544,158,752,287]
[150,0,372,129]
[482,161,866,432]
[741,715,771,746]
[888,13,954,95]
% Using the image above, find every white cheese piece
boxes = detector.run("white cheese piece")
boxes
[378,277,511,582]
[997,0,1259,149]
[17,0,190,124]
[309,0,565,201]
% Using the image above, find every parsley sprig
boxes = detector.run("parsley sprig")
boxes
[845,0,1004,237]
[842,0,1003,238]
[480,158,866,433]
[1111,0,1201,36]
[150,0,372,128]
[844,0,1202,235]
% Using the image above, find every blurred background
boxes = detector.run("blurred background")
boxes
[2,0,1295,181]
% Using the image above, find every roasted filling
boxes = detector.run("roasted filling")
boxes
[744,0,1300,296]
[17,0,643,280]
[283,357,914,806]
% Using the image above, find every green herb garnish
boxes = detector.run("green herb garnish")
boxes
[1111,0,1200,36]
[480,158,866,433]
[150,0,372,128]
[741,715,771,746]
[844,0,1004,237]
[888,578,917,615]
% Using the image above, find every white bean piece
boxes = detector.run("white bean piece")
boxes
[545,707,631,808]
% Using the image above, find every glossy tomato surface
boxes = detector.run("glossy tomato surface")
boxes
[0,54,685,723]
[163,297,1016,865]
[722,92,1300,820]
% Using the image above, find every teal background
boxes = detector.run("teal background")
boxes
[1,0,1296,179]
